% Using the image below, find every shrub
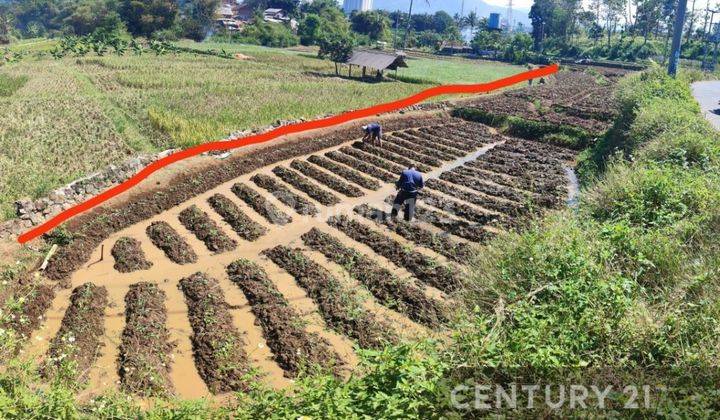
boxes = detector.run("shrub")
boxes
[451,107,507,127]
[506,116,591,148]
[233,20,299,48]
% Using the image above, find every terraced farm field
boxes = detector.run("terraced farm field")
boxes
[6,66,623,400]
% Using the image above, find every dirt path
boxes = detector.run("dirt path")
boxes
[692,81,720,130]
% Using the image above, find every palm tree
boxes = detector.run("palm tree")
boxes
[465,10,480,37]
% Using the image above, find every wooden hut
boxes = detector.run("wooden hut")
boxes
[345,50,409,78]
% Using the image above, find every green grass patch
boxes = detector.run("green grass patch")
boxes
[0,74,28,97]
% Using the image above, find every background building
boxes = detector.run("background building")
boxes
[343,0,373,14]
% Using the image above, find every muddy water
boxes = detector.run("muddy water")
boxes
[31,126,528,401]
[565,166,581,207]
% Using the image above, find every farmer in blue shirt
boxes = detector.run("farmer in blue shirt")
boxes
[391,165,424,222]
[362,123,383,147]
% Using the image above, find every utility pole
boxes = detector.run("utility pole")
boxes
[668,0,689,76]
[402,0,415,50]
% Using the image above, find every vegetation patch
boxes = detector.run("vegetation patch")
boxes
[271,166,341,206]
[232,182,293,225]
[118,283,175,397]
[328,216,461,293]
[302,228,449,328]
[179,273,252,394]
[43,283,108,385]
[290,160,364,198]
[263,245,395,349]
[1,282,55,347]
[226,259,343,377]
[354,204,476,264]
[351,142,433,173]
[146,221,198,265]
[207,193,267,241]
[111,237,152,273]
[250,174,318,216]
[178,205,237,253]
[307,155,381,190]
[325,150,396,183]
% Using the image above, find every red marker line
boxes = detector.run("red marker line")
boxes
[18,64,558,244]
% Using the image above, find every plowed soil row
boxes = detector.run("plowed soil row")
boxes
[425,179,525,218]
[111,237,153,273]
[351,143,430,173]
[208,193,268,241]
[301,228,448,328]
[263,246,394,349]
[357,140,441,169]
[385,135,456,162]
[501,137,576,161]
[466,159,567,184]
[392,132,465,158]
[343,145,409,174]
[43,283,108,383]
[179,272,252,394]
[307,155,381,190]
[416,127,486,150]
[146,221,198,265]
[411,129,477,152]
[440,171,530,206]
[328,216,461,293]
[483,152,566,176]
[421,190,500,225]
[226,259,343,378]
[250,174,318,216]
[459,166,564,197]
[43,114,449,281]
[272,166,341,206]
[290,160,364,198]
[444,170,554,207]
[179,205,237,253]
[232,183,292,225]
[325,150,396,183]
[387,197,493,243]
[354,204,475,264]
[444,126,500,145]
[118,282,175,397]
[491,148,565,169]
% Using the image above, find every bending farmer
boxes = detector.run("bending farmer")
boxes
[391,165,424,222]
[362,123,383,147]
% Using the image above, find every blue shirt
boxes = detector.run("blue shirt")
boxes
[396,169,424,194]
[366,123,382,136]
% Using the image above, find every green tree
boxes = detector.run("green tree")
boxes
[60,0,123,36]
[504,32,533,63]
[471,26,503,52]
[119,0,178,37]
[298,13,324,45]
[465,10,479,37]
[318,30,354,75]
[432,11,458,36]
[181,0,221,41]
[0,8,13,44]
[350,10,390,42]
